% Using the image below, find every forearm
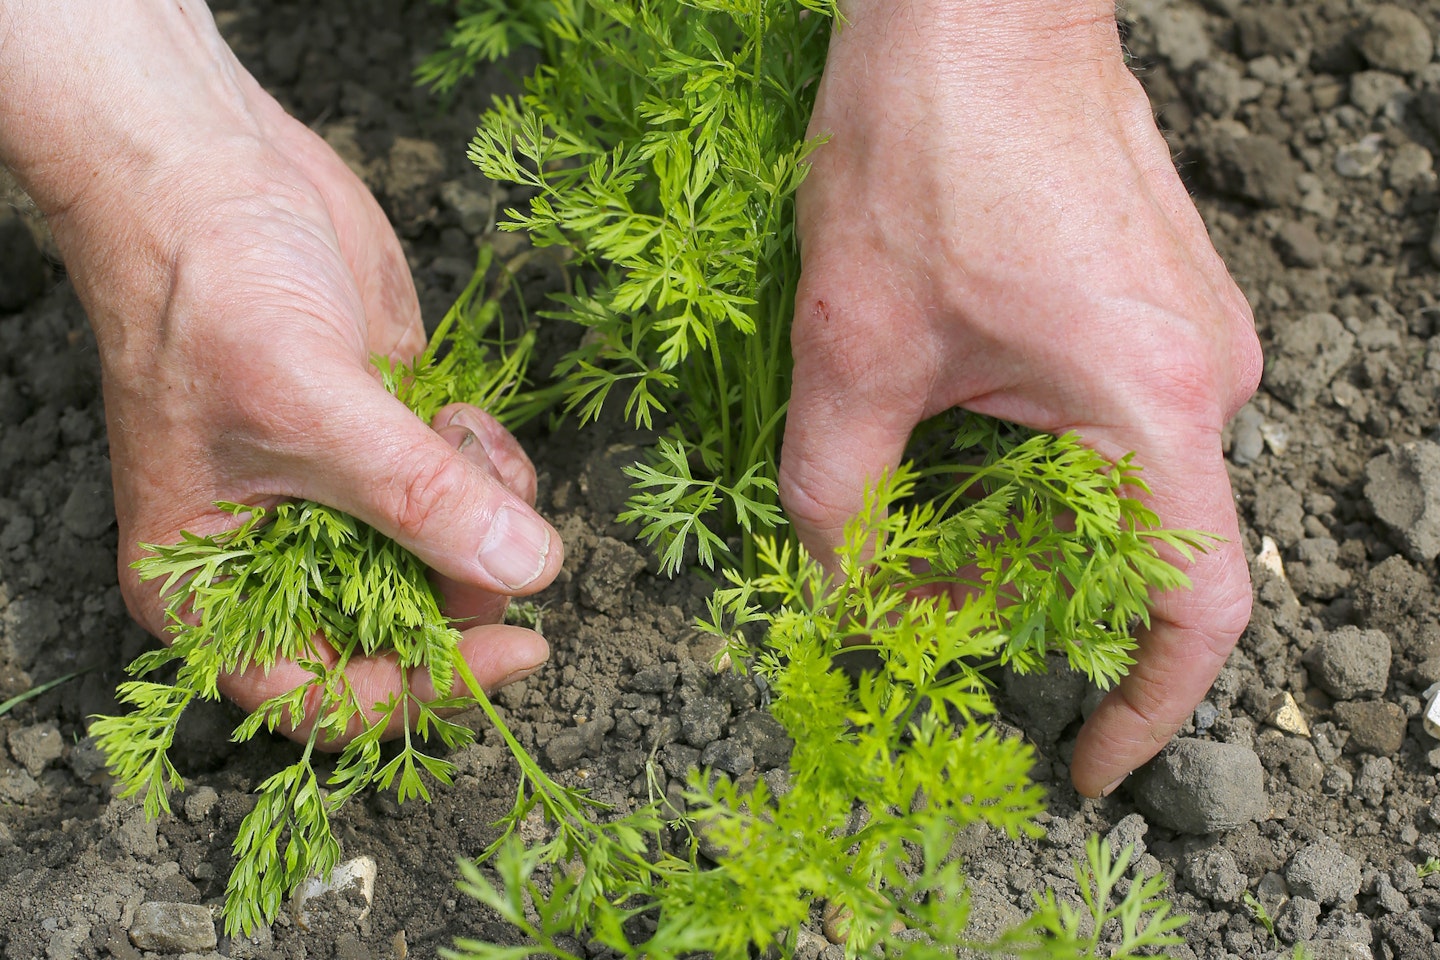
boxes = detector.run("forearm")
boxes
[0,1,264,220]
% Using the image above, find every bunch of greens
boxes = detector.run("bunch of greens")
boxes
[91,0,1203,952]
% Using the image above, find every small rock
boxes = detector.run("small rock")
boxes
[67,736,108,780]
[1273,220,1324,269]
[1333,699,1406,755]
[129,902,217,953]
[579,537,647,615]
[1201,130,1305,208]
[0,208,46,313]
[183,786,219,823]
[1235,7,1308,59]
[1335,136,1386,179]
[1365,442,1440,561]
[1105,812,1149,861]
[1305,626,1391,700]
[1186,846,1248,904]
[699,739,753,776]
[1430,213,1440,269]
[1423,682,1440,739]
[1287,840,1362,906]
[292,856,377,928]
[60,479,114,540]
[678,696,730,748]
[1129,738,1266,834]
[0,764,38,803]
[1302,943,1373,960]
[627,661,678,695]
[1000,654,1088,747]
[544,717,610,770]
[1276,896,1322,943]
[1374,874,1410,914]
[1146,4,1211,71]
[439,180,497,236]
[8,721,64,776]
[1265,692,1311,737]
[1353,5,1434,74]
[1350,70,1410,117]
[1264,313,1355,409]
[1230,405,1266,464]
[1354,755,1394,806]
[1387,142,1435,192]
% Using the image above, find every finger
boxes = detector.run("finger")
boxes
[216,623,548,748]
[433,403,538,506]
[431,412,519,627]
[293,375,563,596]
[1069,440,1252,797]
[779,296,927,569]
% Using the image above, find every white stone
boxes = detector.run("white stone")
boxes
[292,856,376,927]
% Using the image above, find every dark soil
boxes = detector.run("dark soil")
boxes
[3,1,1440,958]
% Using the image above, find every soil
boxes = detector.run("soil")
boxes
[3,1,1440,958]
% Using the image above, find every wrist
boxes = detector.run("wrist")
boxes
[0,1,273,222]
[834,0,1124,73]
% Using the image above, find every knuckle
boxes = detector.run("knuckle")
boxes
[389,453,471,543]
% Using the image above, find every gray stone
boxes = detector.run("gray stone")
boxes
[0,764,39,803]
[1201,130,1306,208]
[1354,755,1393,806]
[678,695,730,748]
[1354,5,1434,74]
[1389,143,1436,192]
[1431,212,1440,269]
[1230,404,1266,464]
[8,722,63,776]
[129,902,217,953]
[1333,699,1406,755]
[0,208,46,314]
[730,710,792,769]
[1305,626,1391,700]
[1146,4,1211,71]
[183,786,219,823]
[1287,839,1362,906]
[1350,71,1410,117]
[1129,739,1266,834]
[1264,312,1355,408]
[1300,941,1374,960]
[699,738,753,776]
[1252,482,1306,547]
[1000,654,1088,747]
[1105,812,1149,861]
[1365,441,1440,561]
[1335,137,1386,179]
[67,736,108,780]
[627,661,678,694]
[1186,846,1248,903]
[1374,874,1410,914]
[1192,61,1262,117]
[579,537,647,615]
[45,921,91,960]
[1273,221,1324,269]
[1235,7,1308,59]
[543,716,610,770]
[1276,896,1322,943]
[59,479,114,540]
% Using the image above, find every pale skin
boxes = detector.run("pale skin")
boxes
[0,1,1260,794]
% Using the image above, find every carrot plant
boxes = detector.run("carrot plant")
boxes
[92,0,1200,953]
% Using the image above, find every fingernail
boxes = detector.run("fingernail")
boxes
[479,505,551,590]
[1100,774,1128,798]
[494,663,543,689]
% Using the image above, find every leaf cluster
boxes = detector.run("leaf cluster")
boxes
[434,0,837,575]
[447,472,1186,960]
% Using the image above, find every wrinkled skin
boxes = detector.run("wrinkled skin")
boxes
[0,2,563,743]
[780,1,1262,796]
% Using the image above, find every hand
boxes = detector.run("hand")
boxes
[0,1,563,742]
[779,0,1262,796]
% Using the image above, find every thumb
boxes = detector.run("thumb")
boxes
[292,379,563,595]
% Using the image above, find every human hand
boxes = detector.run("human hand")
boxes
[779,0,1262,796]
[0,1,563,742]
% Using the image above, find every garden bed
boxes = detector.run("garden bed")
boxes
[2,1,1440,957]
